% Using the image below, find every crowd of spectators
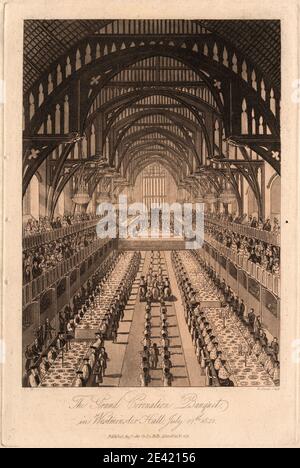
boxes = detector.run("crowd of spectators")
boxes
[206,212,280,233]
[205,223,280,275]
[23,213,98,236]
[23,227,98,283]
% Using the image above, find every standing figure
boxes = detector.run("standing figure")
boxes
[35,325,44,351]
[82,358,92,386]
[39,354,50,376]
[162,333,169,348]
[149,343,159,369]
[152,285,159,302]
[89,347,96,369]
[28,366,41,387]
[24,345,34,372]
[56,333,66,352]
[99,347,108,377]
[74,370,84,387]
[163,369,173,387]
[111,327,117,344]
[204,361,213,386]
[140,368,151,387]
[270,337,279,361]
[248,308,256,331]
[93,359,103,386]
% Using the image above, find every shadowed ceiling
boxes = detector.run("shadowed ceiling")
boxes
[23,19,280,93]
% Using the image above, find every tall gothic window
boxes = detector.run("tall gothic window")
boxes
[142,163,166,211]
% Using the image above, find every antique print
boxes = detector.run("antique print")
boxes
[21,18,281,390]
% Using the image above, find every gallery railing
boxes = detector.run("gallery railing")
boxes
[204,217,280,247]
[205,235,280,297]
[23,219,100,250]
[22,237,111,308]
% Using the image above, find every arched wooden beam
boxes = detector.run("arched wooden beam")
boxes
[117,127,193,169]
[24,87,212,195]
[122,140,189,174]
[25,40,282,207]
[86,87,218,137]
[110,119,202,170]
[50,163,82,218]
[109,107,198,141]
[96,88,213,155]
[81,47,225,130]
[81,47,279,137]
[23,142,59,197]
[25,38,279,167]
[267,172,279,189]
[27,46,223,136]
[110,111,199,166]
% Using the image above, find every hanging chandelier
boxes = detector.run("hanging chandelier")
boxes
[219,184,236,204]
[72,179,90,205]
[96,192,111,204]
[204,192,218,204]
[194,196,204,203]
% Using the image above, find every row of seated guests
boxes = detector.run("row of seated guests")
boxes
[59,256,121,336]
[23,227,98,283]
[24,252,141,387]
[23,253,121,384]
[194,253,280,385]
[172,252,233,387]
[24,213,98,236]
[205,223,280,275]
[98,251,141,343]
[62,251,140,343]
[26,334,110,388]
[206,212,280,233]
[140,254,174,387]
[74,340,109,387]
[73,252,141,387]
